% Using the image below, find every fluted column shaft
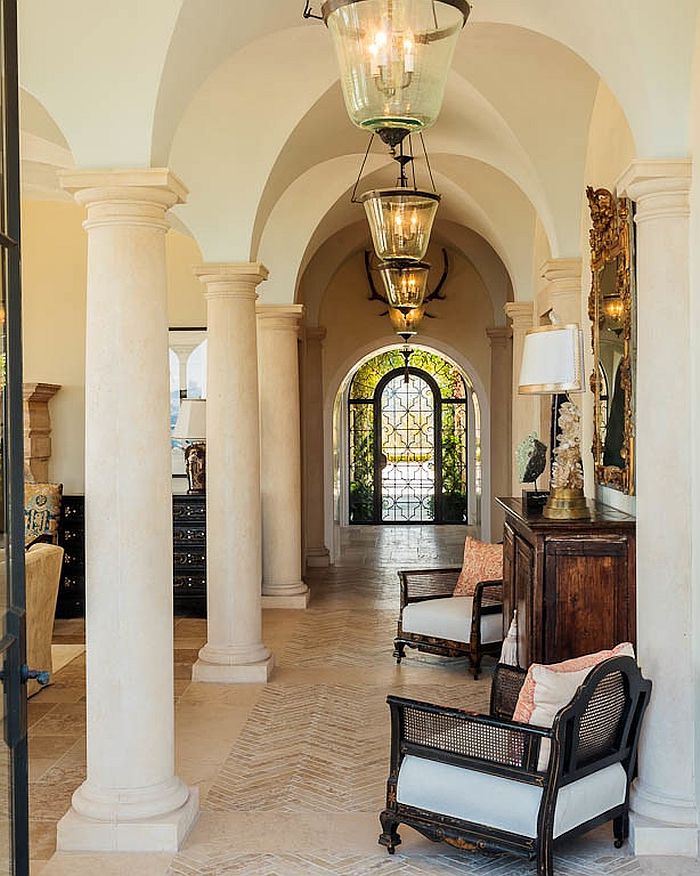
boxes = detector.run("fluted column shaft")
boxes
[193,263,273,683]
[258,305,309,608]
[56,169,197,852]
[303,327,331,568]
[505,301,538,493]
[618,159,698,856]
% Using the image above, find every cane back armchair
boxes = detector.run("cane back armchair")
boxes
[379,655,651,876]
[394,567,503,679]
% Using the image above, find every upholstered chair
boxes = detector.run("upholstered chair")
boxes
[25,543,64,697]
[393,568,503,679]
[379,655,651,876]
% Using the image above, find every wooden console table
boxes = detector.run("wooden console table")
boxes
[497,497,636,668]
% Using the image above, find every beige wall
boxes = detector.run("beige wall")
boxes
[21,199,204,493]
[317,241,495,399]
[578,81,636,514]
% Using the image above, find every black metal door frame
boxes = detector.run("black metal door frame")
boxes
[1,1,30,872]
[372,367,443,524]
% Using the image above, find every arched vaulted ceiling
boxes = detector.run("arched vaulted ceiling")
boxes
[17,1,700,305]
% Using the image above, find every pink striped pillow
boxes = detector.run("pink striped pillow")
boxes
[513,643,635,770]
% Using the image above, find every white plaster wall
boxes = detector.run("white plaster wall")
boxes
[688,9,700,831]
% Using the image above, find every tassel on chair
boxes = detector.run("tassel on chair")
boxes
[499,610,518,666]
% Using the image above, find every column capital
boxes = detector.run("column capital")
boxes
[486,326,510,348]
[194,262,269,300]
[540,257,582,289]
[60,168,187,232]
[305,325,327,344]
[504,301,534,328]
[616,159,691,222]
[23,382,61,404]
[257,304,304,332]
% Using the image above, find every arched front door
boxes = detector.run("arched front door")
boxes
[348,350,470,525]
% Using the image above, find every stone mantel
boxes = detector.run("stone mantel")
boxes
[23,382,61,482]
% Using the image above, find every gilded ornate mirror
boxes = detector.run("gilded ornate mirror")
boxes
[587,187,636,495]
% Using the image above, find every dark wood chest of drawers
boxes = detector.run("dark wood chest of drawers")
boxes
[497,497,636,668]
[57,494,207,616]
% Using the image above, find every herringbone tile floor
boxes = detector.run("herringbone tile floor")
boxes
[167,526,648,876]
[34,527,697,875]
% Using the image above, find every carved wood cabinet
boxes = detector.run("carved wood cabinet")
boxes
[497,498,636,668]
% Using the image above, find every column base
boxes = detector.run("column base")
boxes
[192,653,274,684]
[630,814,699,857]
[262,583,310,609]
[306,547,331,568]
[56,787,199,853]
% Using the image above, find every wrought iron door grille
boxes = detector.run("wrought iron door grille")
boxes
[348,350,470,525]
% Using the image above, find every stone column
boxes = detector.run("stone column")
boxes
[617,159,698,856]
[487,328,512,538]
[23,382,61,482]
[257,304,309,609]
[192,263,273,683]
[303,326,331,568]
[57,169,197,851]
[504,302,538,493]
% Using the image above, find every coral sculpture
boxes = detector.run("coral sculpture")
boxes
[551,402,584,490]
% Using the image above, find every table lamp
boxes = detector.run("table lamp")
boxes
[173,399,206,494]
[518,321,589,520]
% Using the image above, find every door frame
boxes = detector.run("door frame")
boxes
[1,0,30,872]
[372,366,443,524]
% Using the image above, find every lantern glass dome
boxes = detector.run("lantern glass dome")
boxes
[389,304,425,338]
[322,0,469,134]
[361,188,440,261]
[379,259,430,312]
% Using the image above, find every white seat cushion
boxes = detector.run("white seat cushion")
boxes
[401,596,502,645]
[397,755,627,838]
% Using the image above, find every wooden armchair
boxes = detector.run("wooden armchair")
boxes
[394,567,503,679]
[379,656,651,876]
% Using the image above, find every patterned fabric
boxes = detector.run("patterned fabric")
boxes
[453,537,503,596]
[24,482,63,544]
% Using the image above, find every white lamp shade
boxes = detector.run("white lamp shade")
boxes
[518,324,585,395]
[173,398,206,441]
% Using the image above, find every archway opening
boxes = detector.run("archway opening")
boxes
[345,348,480,526]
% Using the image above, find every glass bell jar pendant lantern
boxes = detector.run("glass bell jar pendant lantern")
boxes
[361,187,439,261]
[317,0,470,141]
[379,259,430,312]
[389,304,425,341]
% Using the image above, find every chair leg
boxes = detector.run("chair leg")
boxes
[536,837,554,876]
[379,810,402,855]
[613,812,629,849]
[393,641,406,665]
[469,648,482,680]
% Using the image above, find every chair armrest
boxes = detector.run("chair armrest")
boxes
[490,663,528,720]
[398,568,460,608]
[387,695,550,783]
[472,579,503,615]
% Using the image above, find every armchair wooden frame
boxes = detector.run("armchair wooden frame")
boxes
[393,567,503,679]
[379,656,651,876]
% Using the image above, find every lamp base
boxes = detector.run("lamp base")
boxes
[184,442,206,494]
[543,487,590,520]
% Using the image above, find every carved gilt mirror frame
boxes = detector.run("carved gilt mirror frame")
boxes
[587,187,636,495]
